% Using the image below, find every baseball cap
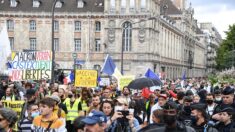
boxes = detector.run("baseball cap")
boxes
[82,110,107,125]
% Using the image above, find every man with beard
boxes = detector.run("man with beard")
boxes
[190,103,218,132]
[88,94,101,113]
[122,86,132,104]
[142,101,195,132]
[20,89,37,120]
[178,96,193,126]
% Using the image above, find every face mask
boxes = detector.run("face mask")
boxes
[215,97,222,102]
[163,115,176,125]
[206,100,214,105]
[31,111,40,118]
[190,115,197,124]
[184,106,191,114]
[68,94,73,98]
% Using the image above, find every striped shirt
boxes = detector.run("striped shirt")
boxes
[18,118,33,132]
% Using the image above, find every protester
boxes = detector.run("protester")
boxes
[0,108,18,132]
[206,93,217,117]
[31,97,67,131]
[121,86,132,104]
[81,110,107,132]
[88,94,101,113]
[190,103,218,132]
[20,89,37,120]
[64,91,80,132]
[49,95,66,123]
[106,97,140,131]
[178,96,193,126]
[138,109,165,132]
[18,104,39,132]
[1,87,19,101]
[73,116,85,132]
[150,93,167,123]
[145,94,157,123]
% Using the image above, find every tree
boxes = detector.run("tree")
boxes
[216,24,235,70]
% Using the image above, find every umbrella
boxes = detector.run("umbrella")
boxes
[127,78,162,90]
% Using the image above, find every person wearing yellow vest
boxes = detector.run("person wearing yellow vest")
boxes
[79,88,91,115]
[64,92,80,132]
[1,87,18,101]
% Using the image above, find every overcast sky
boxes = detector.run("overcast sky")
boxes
[188,0,235,39]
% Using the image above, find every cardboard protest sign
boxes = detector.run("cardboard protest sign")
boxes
[119,75,135,90]
[2,101,25,117]
[75,70,98,87]
[10,51,52,81]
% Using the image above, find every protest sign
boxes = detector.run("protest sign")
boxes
[1,101,25,117]
[99,77,111,86]
[119,75,135,90]
[10,51,52,81]
[75,70,98,87]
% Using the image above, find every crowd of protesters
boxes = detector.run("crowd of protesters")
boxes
[0,77,235,132]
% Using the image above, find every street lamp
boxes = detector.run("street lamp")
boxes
[120,17,157,74]
[51,0,60,83]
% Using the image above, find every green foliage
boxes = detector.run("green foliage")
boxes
[216,24,235,70]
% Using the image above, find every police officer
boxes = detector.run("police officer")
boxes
[213,87,235,116]
[215,106,235,132]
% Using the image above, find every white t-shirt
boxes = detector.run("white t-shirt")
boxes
[207,104,216,116]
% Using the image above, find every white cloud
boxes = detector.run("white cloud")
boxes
[193,3,235,39]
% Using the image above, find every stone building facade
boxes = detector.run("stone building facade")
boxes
[0,0,220,79]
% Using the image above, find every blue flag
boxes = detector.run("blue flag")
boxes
[101,54,122,79]
[145,68,160,81]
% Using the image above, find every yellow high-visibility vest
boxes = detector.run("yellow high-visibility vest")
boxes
[65,98,80,121]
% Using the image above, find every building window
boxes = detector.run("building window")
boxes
[95,39,101,52]
[121,0,126,13]
[140,0,146,11]
[54,20,59,31]
[130,0,135,12]
[122,22,132,51]
[74,39,81,52]
[9,37,14,50]
[75,21,81,31]
[29,20,36,31]
[33,0,40,8]
[54,38,59,51]
[110,0,115,13]
[10,0,18,7]
[6,20,14,31]
[95,21,101,32]
[30,38,36,50]
[77,0,84,8]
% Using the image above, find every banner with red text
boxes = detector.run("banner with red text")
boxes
[10,51,52,81]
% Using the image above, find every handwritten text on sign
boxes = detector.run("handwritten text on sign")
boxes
[10,51,52,81]
[75,70,98,87]
[2,101,25,117]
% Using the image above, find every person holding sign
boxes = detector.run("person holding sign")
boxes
[0,108,18,132]
[1,87,19,101]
